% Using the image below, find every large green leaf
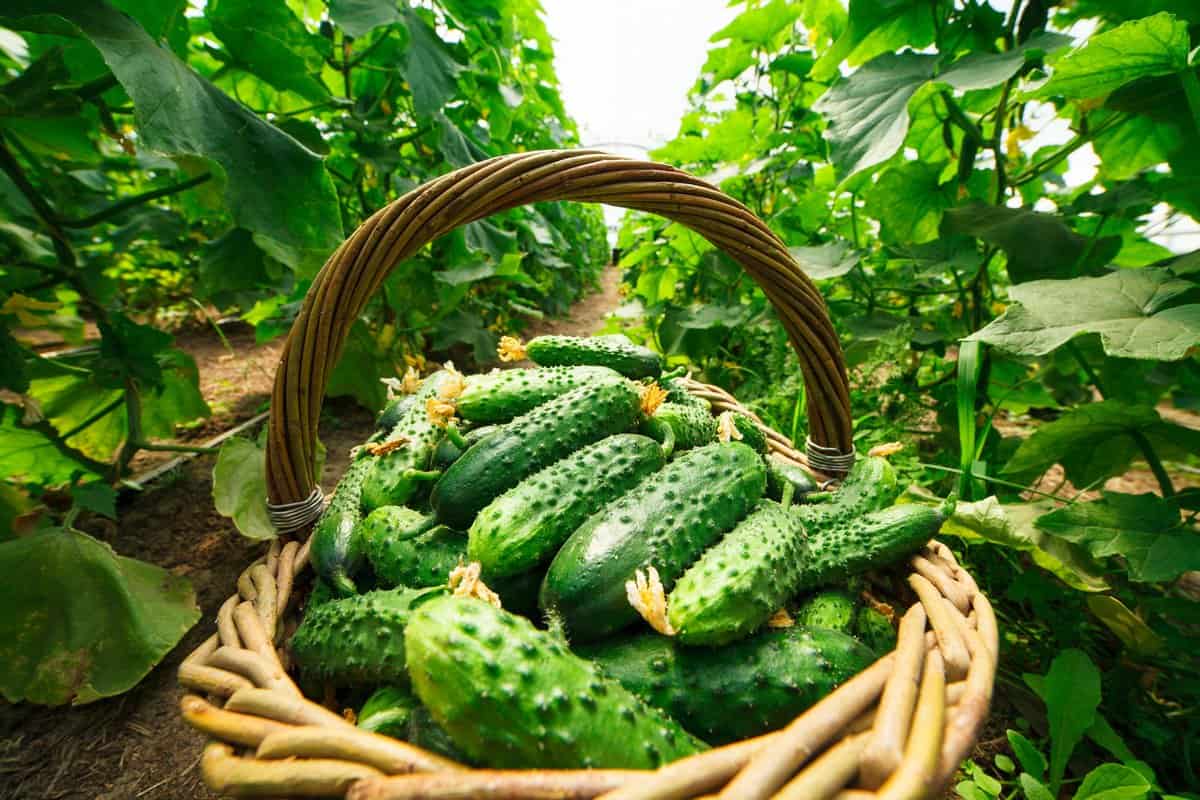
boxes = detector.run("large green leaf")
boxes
[403,9,463,116]
[212,437,275,540]
[1002,400,1200,487]
[208,0,329,101]
[328,0,400,38]
[1072,764,1151,800]
[710,0,801,47]
[0,404,99,486]
[936,31,1072,91]
[6,0,343,275]
[1093,114,1183,181]
[812,0,935,82]
[813,51,937,179]
[788,241,860,280]
[0,527,199,705]
[1037,492,1200,583]
[941,203,1122,283]
[1034,12,1190,100]
[863,161,954,244]
[969,268,1200,360]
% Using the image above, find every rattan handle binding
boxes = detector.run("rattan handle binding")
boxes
[264,149,855,512]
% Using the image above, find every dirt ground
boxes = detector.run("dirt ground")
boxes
[0,268,621,800]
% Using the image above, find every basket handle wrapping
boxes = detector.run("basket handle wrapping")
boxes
[264,150,853,513]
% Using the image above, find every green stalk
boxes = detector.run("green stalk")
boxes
[955,340,984,500]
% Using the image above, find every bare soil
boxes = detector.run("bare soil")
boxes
[0,268,621,800]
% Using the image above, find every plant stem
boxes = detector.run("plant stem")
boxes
[132,441,220,454]
[0,135,76,266]
[1066,340,1176,497]
[1180,67,1200,139]
[1010,113,1127,186]
[60,173,212,228]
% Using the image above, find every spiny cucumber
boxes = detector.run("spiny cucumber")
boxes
[361,370,458,511]
[659,375,709,411]
[766,453,819,502]
[357,684,472,763]
[468,434,665,579]
[405,595,706,769]
[289,587,444,687]
[579,625,876,745]
[456,366,620,423]
[795,589,857,634]
[372,392,417,441]
[523,334,663,379]
[725,411,768,454]
[430,374,642,530]
[794,455,898,528]
[310,454,374,596]
[641,402,717,457]
[431,424,498,471]
[854,605,898,655]
[541,442,766,641]
[666,500,807,645]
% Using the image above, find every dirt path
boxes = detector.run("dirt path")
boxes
[0,267,622,800]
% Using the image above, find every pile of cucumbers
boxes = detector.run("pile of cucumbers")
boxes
[291,332,952,770]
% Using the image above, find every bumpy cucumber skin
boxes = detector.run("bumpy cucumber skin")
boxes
[357,684,473,762]
[795,502,948,592]
[659,376,709,411]
[372,393,417,439]
[766,454,818,502]
[730,413,768,454]
[795,590,857,634]
[795,456,898,528]
[457,366,619,423]
[580,625,876,745]
[666,500,807,645]
[642,402,717,454]
[854,605,898,655]
[541,442,767,641]
[432,425,497,470]
[430,375,641,530]
[468,434,666,579]
[406,596,706,769]
[310,455,374,596]
[363,508,463,588]
[290,587,444,687]
[361,371,455,511]
[526,334,664,379]
[306,578,339,611]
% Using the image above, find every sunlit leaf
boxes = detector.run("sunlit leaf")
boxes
[0,527,199,705]
[936,31,1071,91]
[212,437,275,540]
[328,0,400,38]
[968,268,1200,359]
[812,0,935,82]
[710,0,801,47]
[0,404,98,486]
[403,9,463,115]
[788,240,860,280]
[1040,649,1101,794]
[1071,763,1151,800]
[863,161,954,244]
[208,0,329,101]
[1085,595,1164,655]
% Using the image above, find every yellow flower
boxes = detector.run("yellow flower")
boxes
[497,335,527,362]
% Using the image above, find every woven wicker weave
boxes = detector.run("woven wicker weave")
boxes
[178,151,996,799]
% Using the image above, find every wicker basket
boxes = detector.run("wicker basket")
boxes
[178,151,997,800]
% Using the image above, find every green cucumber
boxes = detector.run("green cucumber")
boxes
[795,456,898,527]
[357,684,473,762]
[794,500,951,592]
[854,605,898,655]
[727,412,768,454]
[289,586,444,687]
[432,424,498,471]
[641,402,717,457]
[305,578,339,611]
[526,334,663,379]
[430,375,642,530]
[361,371,456,511]
[372,393,417,440]
[362,508,541,614]
[310,454,374,596]
[541,442,767,641]
[766,453,818,502]
[795,590,857,634]
[659,375,709,411]
[666,500,807,645]
[457,366,620,423]
[468,434,666,579]
[405,595,706,769]
[579,625,875,745]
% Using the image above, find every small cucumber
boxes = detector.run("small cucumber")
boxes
[357,684,473,763]
[310,454,374,596]
[795,590,857,634]
[666,500,807,645]
[526,334,663,379]
[362,508,541,614]
[405,595,707,769]
[361,371,457,511]
[659,375,709,411]
[795,455,898,527]
[371,393,417,441]
[430,374,642,530]
[579,625,876,745]
[468,434,666,578]
[457,366,620,423]
[727,412,768,454]
[766,453,819,502]
[289,586,444,687]
[854,605,898,655]
[432,424,498,471]
[541,442,767,641]
[794,500,951,592]
[641,402,717,457]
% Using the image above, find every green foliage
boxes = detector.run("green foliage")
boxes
[0,526,199,705]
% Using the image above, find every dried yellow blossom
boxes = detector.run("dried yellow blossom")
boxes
[626,567,675,636]
[449,561,501,608]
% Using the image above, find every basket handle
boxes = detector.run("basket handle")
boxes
[264,150,853,516]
